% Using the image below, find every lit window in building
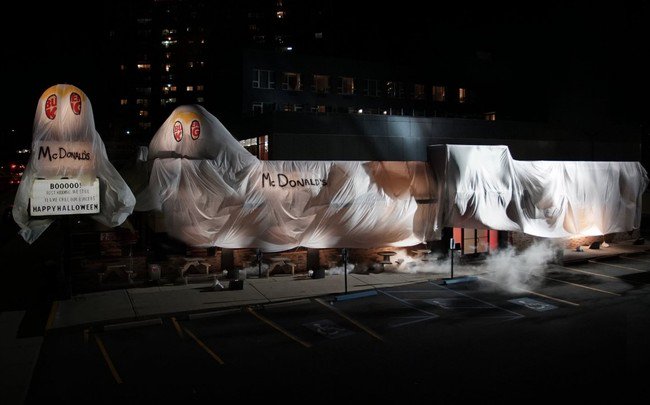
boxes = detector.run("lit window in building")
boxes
[239,135,268,160]
[252,102,276,113]
[137,63,151,70]
[164,64,172,72]
[199,61,205,67]
[363,79,380,97]
[313,75,330,93]
[454,228,497,255]
[484,112,496,121]
[339,77,354,95]
[164,52,172,60]
[138,110,149,117]
[282,104,304,112]
[312,105,327,113]
[162,85,177,94]
[119,64,126,71]
[276,11,285,18]
[413,84,425,100]
[432,85,446,102]
[161,39,177,47]
[315,32,323,39]
[136,98,149,106]
[458,87,467,103]
[386,81,404,98]
[196,97,204,103]
[252,69,275,89]
[162,29,177,36]
[120,99,128,106]
[196,85,204,91]
[136,87,152,95]
[161,98,177,105]
[282,72,301,91]
[186,86,194,92]
[187,61,194,68]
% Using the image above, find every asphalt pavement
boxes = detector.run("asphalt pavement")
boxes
[0,241,650,404]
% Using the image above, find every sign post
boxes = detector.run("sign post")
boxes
[342,248,348,294]
[256,249,263,278]
[450,238,455,279]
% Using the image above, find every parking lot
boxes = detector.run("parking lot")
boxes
[26,252,650,403]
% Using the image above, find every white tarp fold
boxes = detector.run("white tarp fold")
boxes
[136,105,437,250]
[13,84,135,243]
[432,144,648,237]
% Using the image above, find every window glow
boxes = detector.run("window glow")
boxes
[340,77,354,95]
[433,85,446,102]
[458,88,467,103]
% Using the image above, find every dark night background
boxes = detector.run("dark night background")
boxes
[2,1,649,155]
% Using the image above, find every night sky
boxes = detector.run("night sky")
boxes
[3,1,649,153]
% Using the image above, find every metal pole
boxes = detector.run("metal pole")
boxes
[450,247,454,279]
[342,248,348,294]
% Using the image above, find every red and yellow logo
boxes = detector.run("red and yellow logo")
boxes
[45,94,57,120]
[70,92,82,115]
[173,121,183,142]
[190,120,201,140]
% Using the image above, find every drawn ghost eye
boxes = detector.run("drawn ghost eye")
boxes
[45,94,57,120]
[173,120,183,142]
[70,92,82,115]
[190,120,201,140]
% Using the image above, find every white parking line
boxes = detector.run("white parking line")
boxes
[588,260,645,272]
[620,256,650,264]
[477,276,580,307]
[551,264,619,280]
[537,274,620,296]
[427,281,526,317]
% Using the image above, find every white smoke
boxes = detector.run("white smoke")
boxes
[349,241,559,293]
[479,240,558,292]
[324,264,355,275]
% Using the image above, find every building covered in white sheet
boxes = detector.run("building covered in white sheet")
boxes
[136,105,647,255]
[429,144,648,252]
[136,105,438,252]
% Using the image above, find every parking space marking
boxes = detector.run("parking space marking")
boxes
[171,317,184,339]
[552,264,619,280]
[477,276,580,307]
[428,281,525,318]
[313,298,384,342]
[246,307,312,348]
[537,274,621,296]
[182,326,225,364]
[94,335,123,384]
[45,301,58,331]
[588,260,645,272]
[620,256,650,264]
[377,290,439,327]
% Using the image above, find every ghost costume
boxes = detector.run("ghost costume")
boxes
[13,84,135,243]
[136,105,438,251]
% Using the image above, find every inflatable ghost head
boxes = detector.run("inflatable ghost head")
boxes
[13,84,136,243]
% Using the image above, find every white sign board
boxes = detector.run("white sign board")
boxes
[30,178,100,216]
